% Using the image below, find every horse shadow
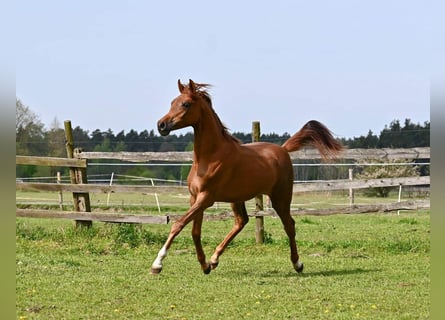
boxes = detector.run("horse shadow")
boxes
[298,267,382,278]
[255,267,382,279]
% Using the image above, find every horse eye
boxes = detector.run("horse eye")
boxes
[182,102,191,108]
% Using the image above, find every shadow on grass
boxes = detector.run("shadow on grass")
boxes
[299,267,382,277]
[255,267,382,279]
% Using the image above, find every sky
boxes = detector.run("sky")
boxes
[16,0,430,139]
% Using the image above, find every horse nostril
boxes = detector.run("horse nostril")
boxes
[157,120,171,135]
[158,121,166,131]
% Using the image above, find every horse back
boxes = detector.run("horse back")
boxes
[187,142,293,202]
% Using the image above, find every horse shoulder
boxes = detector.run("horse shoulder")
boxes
[187,159,222,194]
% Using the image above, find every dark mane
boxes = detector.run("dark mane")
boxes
[187,83,240,144]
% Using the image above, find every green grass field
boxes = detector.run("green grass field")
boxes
[16,204,430,319]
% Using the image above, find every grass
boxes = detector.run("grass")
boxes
[16,209,430,319]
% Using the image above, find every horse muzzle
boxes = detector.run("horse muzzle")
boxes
[157,119,172,136]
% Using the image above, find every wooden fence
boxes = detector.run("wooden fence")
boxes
[16,154,170,225]
[16,121,430,228]
[16,150,430,223]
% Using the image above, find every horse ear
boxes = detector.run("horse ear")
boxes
[188,79,196,93]
[178,79,185,93]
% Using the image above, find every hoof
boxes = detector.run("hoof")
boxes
[295,262,304,273]
[210,262,219,270]
[150,267,162,275]
[203,264,212,275]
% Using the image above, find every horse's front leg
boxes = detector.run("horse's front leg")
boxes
[150,192,213,275]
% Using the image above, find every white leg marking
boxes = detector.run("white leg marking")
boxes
[210,253,219,265]
[152,245,168,269]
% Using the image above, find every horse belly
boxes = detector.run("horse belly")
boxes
[213,162,278,202]
[187,144,292,203]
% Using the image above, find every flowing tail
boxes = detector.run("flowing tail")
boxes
[282,120,343,160]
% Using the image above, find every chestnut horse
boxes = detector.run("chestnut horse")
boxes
[151,79,343,275]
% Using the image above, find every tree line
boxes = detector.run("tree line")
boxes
[16,104,430,156]
[71,120,428,152]
[16,98,430,181]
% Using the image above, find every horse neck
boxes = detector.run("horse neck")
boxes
[192,109,232,161]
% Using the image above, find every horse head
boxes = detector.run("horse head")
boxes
[157,79,209,136]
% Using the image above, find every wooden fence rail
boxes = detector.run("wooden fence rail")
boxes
[17,200,429,224]
[292,176,430,192]
[166,199,430,222]
[16,155,87,168]
[74,147,430,162]
[16,182,183,194]
[16,176,430,194]
[16,208,169,224]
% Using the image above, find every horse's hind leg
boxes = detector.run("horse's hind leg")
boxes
[209,202,249,270]
[270,194,304,273]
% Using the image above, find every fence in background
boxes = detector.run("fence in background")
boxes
[16,121,430,231]
[16,151,430,221]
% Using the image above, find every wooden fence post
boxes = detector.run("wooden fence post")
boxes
[64,120,92,228]
[252,121,265,244]
[349,168,354,206]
